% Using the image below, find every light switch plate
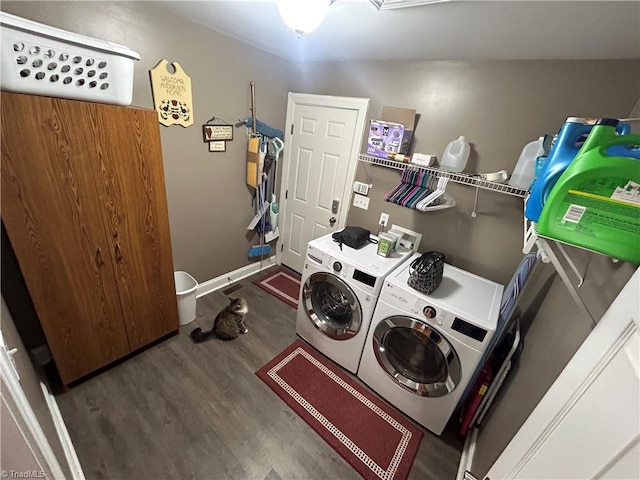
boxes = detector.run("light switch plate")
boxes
[353,194,370,210]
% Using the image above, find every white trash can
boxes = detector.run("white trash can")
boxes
[174,271,198,326]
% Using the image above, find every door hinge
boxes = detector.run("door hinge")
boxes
[290,124,293,135]
[280,244,284,253]
[285,189,288,199]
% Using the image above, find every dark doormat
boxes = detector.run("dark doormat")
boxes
[253,267,301,309]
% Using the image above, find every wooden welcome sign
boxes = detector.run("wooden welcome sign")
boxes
[149,60,194,127]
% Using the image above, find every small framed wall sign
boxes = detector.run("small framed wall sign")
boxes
[209,141,226,152]
[203,124,234,142]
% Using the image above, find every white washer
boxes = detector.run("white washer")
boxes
[357,253,504,435]
[296,233,414,374]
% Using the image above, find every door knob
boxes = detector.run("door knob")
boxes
[329,217,336,226]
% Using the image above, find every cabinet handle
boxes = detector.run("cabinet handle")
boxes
[115,243,123,262]
[95,247,104,267]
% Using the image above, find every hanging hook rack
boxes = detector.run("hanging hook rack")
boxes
[204,115,232,126]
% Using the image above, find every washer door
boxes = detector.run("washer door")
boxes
[302,272,362,340]
[372,316,462,397]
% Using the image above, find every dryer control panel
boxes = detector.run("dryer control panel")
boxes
[306,243,381,294]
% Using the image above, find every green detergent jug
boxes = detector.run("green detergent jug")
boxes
[537,118,640,263]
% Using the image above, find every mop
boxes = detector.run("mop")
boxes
[265,137,284,243]
[248,145,273,258]
[247,81,273,258]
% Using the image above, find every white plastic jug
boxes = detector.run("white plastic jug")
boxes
[440,136,470,172]
[508,136,546,189]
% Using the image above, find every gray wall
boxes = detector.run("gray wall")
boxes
[292,59,639,284]
[1,1,295,283]
[3,2,637,288]
[2,3,639,475]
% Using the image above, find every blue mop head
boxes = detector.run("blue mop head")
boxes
[244,117,284,141]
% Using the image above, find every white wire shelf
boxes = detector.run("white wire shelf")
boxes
[358,154,528,198]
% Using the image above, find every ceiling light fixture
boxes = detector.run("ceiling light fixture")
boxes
[277,0,333,38]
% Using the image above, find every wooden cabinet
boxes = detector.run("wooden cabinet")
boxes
[1,92,179,386]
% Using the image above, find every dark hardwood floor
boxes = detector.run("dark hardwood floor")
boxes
[56,268,463,480]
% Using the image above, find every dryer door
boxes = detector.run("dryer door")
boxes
[373,316,462,397]
[302,272,363,340]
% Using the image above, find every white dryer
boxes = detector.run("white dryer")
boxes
[296,233,414,374]
[357,253,504,435]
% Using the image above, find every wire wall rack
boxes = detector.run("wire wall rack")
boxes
[357,154,528,198]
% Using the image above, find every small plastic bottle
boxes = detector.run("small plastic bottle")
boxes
[440,136,470,172]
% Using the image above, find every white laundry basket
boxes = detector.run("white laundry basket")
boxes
[0,12,140,105]
[174,271,198,326]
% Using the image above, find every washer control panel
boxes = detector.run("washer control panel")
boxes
[411,298,488,344]
[411,299,450,328]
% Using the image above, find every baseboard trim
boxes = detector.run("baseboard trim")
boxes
[196,257,277,298]
[40,381,86,480]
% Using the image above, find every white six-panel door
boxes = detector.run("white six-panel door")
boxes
[279,93,369,273]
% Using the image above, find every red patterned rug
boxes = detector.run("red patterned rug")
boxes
[253,267,301,309]
[256,341,423,480]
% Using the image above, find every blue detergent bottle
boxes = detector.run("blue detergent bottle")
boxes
[525,117,631,222]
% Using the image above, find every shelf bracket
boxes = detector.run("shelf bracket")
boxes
[524,218,584,287]
[536,237,595,325]
[471,187,480,218]
[555,242,584,287]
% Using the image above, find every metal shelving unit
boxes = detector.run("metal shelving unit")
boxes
[358,153,528,198]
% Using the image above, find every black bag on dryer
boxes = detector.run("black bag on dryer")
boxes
[332,226,371,250]
[407,251,446,294]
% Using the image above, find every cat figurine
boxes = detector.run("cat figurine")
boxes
[190,297,249,343]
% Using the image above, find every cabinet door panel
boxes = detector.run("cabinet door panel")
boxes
[91,106,179,349]
[1,93,130,385]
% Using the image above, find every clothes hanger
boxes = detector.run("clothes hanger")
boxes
[416,177,457,211]
[417,177,449,210]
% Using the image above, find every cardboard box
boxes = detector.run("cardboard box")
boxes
[367,106,416,159]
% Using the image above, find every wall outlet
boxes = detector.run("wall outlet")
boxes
[353,194,370,210]
[353,181,370,196]
[379,212,389,227]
